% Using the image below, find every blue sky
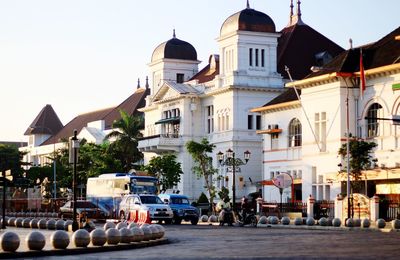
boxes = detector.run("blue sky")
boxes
[0,0,399,141]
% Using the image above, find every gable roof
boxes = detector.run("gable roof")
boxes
[24,104,63,136]
[262,88,301,107]
[153,81,201,102]
[306,26,400,78]
[277,23,344,80]
[189,55,219,83]
[41,88,149,145]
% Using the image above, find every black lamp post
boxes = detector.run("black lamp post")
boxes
[217,149,251,212]
[70,130,80,231]
[1,158,7,229]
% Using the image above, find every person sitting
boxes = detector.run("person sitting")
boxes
[216,197,231,224]
[240,196,251,222]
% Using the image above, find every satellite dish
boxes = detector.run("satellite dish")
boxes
[272,173,292,189]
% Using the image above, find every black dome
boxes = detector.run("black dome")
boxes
[151,37,197,62]
[220,8,276,36]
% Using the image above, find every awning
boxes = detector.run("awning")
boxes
[155,117,180,125]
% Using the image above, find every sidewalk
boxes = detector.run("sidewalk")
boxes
[0,227,168,259]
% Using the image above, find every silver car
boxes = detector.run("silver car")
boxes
[119,194,173,224]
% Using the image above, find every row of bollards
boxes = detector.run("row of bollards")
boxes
[3,216,73,231]
[4,212,58,219]
[256,215,400,229]
[200,214,400,230]
[0,222,165,252]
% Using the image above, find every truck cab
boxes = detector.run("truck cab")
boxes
[158,194,199,225]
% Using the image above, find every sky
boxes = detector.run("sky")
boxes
[0,0,399,142]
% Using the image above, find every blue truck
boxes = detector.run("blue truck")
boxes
[158,194,199,225]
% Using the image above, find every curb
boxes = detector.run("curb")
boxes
[0,238,169,259]
[256,223,400,233]
[198,221,400,233]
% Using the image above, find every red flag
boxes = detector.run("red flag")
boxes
[360,49,366,98]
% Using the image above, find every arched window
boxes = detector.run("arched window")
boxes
[366,103,383,137]
[288,118,302,147]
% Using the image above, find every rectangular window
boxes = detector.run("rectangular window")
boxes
[315,112,327,152]
[271,133,279,150]
[324,185,331,200]
[256,115,261,130]
[261,49,265,67]
[255,49,259,67]
[312,166,317,183]
[225,115,229,130]
[248,115,253,130]
[207,106,214,134]
[176,73,184,83]
[249,48,253,66]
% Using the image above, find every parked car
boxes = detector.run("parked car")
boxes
[158,194,199,225]
[119,194,173,224]
[59,200,109,219]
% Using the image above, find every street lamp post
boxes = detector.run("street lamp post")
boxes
[70,130,80,231]
[217,149,251,213]
[1,158,7,229]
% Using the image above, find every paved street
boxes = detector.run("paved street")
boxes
[17,224,400,260]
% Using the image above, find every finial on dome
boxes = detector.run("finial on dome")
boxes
[173,28,176,38]
[246,0,250,9]
[289,0,294,25]
[349,38,353,49]
[145,76,149,89]
[290,0,294,16]
[137,78,141,89]
[287,0,304,26]
[297,0,302,17]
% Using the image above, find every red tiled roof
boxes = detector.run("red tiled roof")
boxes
[24,104,63,136]
[41,88,149,145]
[189,55,219,83]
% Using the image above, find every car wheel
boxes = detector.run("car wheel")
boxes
[173,217,182,225]
[191,218,199,225]
[164,219,172,225]
[120,211,125,221]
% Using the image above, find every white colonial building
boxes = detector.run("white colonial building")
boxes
[138,1,343,202]
[253,26,400,203]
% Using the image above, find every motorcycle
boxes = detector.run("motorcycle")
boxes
[238,209,257,227]
[219,208,234,226]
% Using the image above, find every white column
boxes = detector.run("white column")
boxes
[334,195,343,221]
[370,195,380,221]
[307,195,315,218]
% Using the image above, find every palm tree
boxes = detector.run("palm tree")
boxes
[104,109,144,172]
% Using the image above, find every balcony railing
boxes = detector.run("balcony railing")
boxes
[138,133,183,152]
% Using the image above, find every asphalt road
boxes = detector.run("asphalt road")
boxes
[27,224,400,260]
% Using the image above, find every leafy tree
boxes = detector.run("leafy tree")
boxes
[218,186,230,201]
[186,138,218,214]
[104,109,144,172]
[338,137,377,193]
[142,154,183,193]
[76,140,123,183]
[54,139,123,190]
[0,144,26,180]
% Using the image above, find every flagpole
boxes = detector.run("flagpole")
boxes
[346,83,351,220]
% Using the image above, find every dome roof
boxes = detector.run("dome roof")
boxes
[220,8,276,36]
[151,33,197,62]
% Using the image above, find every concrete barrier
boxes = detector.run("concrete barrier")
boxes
[0,231,20,252]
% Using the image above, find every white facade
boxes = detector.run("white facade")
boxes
[257,62,400,203]
[138,8,285,202]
